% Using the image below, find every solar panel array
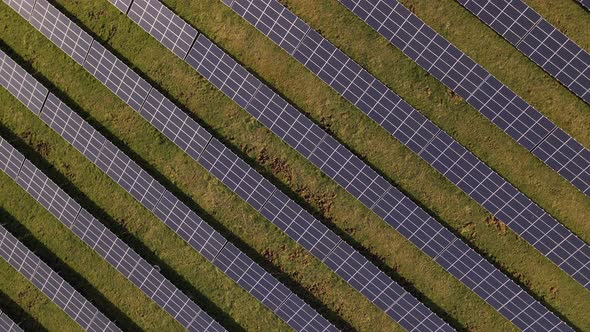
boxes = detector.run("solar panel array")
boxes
[0,134,225,331]
[456,0,590,104]
[0,310,22,332]
[2,0,585,330]
[220,0,590,291]
[0,46,335,332]
[0,222,120,332]
[7,1,458,330]
[333,0,590,199]
[178,11,573,332]
[103,0,579,330]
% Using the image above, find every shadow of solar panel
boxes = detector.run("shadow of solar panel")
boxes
[84,42,152,112]
[2,0,35,20]
[0,27,332,328]
[459,0,590,104]
[29,0,93,66]
[0,311,22,332]
[0,52,49,115]
[128,0,198,59]
[0,225,120,332]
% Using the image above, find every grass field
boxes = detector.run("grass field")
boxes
[0,0,588,331]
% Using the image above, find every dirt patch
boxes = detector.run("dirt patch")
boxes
[460,222,477,240]
[262,247,280,264]
[549,286,558,300]
[20,131,51,156]
[449,90,464,104]
[296,185,336,218]
[485,215,507,235]
[257,147,293,184]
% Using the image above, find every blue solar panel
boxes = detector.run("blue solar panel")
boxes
[457,0,590,104]
[221,0,590,295]
[14,0,458,328]
[0,51,48,115]
[577,0,590,10]
[97,0,574,330]
[0,223,121,332]
[0,311,22,332]
[29,0,93,66]
[83,41,152,112]
[0,35,333,330]
[0,137,226,331]
[127,0,198,59]
[3,0,35,21]
[332,0,590,198]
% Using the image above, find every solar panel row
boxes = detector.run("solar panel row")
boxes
[108,0,577,330]
[331,0,590,199]
[0,46,335,332]
[0,133,225,331]
[221,0,590,293]
[7,0,456,330]
[456,0,590,104]
[0,310,22,332]
[0,222,120,332]
[9,0,460,327]
[165,6,574,332]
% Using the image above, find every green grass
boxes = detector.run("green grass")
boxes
[0,0,589,331]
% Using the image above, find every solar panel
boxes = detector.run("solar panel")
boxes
[3,0,35,20]
[0,144,226,331]
[95,0,579,330]
[127,0,199,59]
[104,0,134,14]
[577,0,590,10]
[29,0,93,66]
[139,88,212,160]
[0,44,334,331]
[532,128,590,196]
[0,139,25,181]
[457,0,590,104]
[186,35,262,109]
[84,41,152,112]
[0,310,22,332]
[12,1,455,328]
[0,224,121,332]
[330,0,590,197]
[222,0,590,292]
[0,51,48,115]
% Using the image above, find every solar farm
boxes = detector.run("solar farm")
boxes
[0,0,588,331]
